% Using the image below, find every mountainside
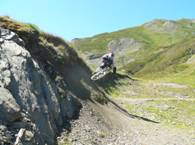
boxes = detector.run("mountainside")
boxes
[72,19,195,85]
[71,18,195,144]
[0,17,194,145]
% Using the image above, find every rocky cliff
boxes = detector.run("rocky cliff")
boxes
[0,17,105,145]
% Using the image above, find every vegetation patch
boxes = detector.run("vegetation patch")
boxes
[124,100,195,132]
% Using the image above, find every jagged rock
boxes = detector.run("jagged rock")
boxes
[0,28,62,144]
[162,20,178,32]
[85,37,142,69]
[0,87,21,123]
[60,92,82,119]
[144,19,178,33]
[14,129,35,145]
[0,38,4,44]
[0,28,84,145]
[108,38,143,53]
[14,128,26,145]
[107,38,141,66]
[0,125,12,144]
[0,28,24,47]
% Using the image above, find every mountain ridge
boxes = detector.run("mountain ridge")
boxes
[71,18,195,86]
[71,18,195,41]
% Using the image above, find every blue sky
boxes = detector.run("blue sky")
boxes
[0,0,195,40]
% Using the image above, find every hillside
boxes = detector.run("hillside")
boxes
[71,18,195,143]
[0,17,194,145]
[72,19,195,85]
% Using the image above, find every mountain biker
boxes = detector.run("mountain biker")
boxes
[100,51,117,74]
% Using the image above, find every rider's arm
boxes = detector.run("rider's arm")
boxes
[102,54,108,59]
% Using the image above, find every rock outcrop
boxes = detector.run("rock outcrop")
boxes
[0,27,100,145]
[144,19,178,33]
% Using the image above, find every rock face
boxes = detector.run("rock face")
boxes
[85,38,142,69]
[108,38,143,53]
[0,28,83,145]
[0,88,21,123]
[144,19,178,33]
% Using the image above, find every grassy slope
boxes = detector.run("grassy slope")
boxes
[72,19,195,80]
[72,19,195,88]
[72,19,195,134]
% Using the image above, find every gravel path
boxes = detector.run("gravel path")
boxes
[114,97,195,104]
[58,102,131,145]
[58,101,194,145]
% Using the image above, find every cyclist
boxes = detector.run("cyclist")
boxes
[100,51,116,74]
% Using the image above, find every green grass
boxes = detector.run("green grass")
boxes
[0,16,40,33]
[71,18,195,136]
[145,62,195,88]
[72,18,195,79]
[98,73,195,133]
[124,100,195,131]
[0,16,81,64]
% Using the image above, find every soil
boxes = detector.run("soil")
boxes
[58,100,194,145]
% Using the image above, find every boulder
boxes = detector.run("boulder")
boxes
[0,125,12,144]
[0,27,84,145]
[0,88,21,123]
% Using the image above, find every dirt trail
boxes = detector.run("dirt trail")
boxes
[98,101,194,145]
[58,100,194,145]
[115,97,195,104]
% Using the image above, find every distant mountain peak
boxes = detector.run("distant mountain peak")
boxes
[143,19,178,33]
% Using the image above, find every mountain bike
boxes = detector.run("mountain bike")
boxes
[91,66,111,80]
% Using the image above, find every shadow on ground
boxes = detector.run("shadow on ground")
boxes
[107,97,160,123]
[94,73,159,123]
[95,73,136,93]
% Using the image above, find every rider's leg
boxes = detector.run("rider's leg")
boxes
[111,64,116,74]
[113,67,116,74]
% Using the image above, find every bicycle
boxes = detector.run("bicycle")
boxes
[91,66,111,80]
